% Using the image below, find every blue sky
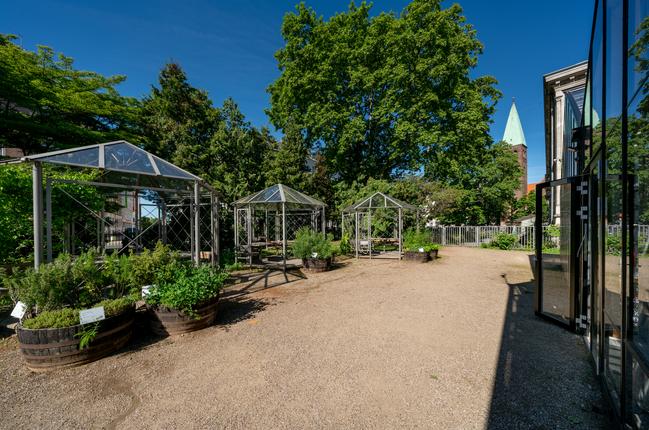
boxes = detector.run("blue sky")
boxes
[0,0,593,183]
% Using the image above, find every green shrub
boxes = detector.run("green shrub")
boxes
[606,234,622,256]
[403,228,438,252]
[339,232,352,255]
[8,250,108,311]
[292,227,334,260]
[22,308,79,329]
[102,252,133,297]
[129,242,177,286]
[21,294,137,329]
[146,262,228,317]
[488,233,518,250]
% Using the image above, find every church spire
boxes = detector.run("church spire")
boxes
[503,100,527,147]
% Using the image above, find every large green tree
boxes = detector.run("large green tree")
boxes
[268,0,500,185]
[265,120,311,189]
[140,63,218,170]
[0,34,140,155]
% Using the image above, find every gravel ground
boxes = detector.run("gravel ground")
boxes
[0,247,610,429]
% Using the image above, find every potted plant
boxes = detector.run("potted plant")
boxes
[428,244,440,260]
[402,229,440,262]
[5,250,137,372]
[145,261,228,336]
[292,227,335,272]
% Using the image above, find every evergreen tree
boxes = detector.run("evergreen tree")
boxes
[265,121,310,189]
[141,62,217,170]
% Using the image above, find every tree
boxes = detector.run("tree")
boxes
[140,63,218,170]
[0,34,140,155]
[265,120,311,189]
[205,98,272,204]
[267,0,499,186]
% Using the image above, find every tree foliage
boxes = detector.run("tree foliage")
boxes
[0,34,140,155]
[268,0,500,186]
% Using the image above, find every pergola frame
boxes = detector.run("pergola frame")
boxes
[3,140,220,269]
[342,192,418,260]
[233,184,326,269]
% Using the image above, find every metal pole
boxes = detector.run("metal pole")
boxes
[368,209,372,259]
[247,204,252,267]
[210,192,216,266]
[134,189,140,250]
[398,208,402,260]
[33,162,43,270]
[234,205,239,262]
[189,195,195,263]
[193,181,200,266]
[321,206,326,236]
[161,200,167,244]
[46,177,53,262]
[282,202,287,270]
[215,195,220,266]
[355,211,359,259]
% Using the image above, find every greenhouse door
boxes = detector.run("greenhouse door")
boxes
[534,176,588,332]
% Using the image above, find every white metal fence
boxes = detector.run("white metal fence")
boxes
[428,224,649,250]
[429,225,536,249]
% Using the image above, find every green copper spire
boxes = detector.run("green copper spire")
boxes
[502,100,527,147]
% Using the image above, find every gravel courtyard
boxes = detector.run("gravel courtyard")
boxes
[0,247,609,429]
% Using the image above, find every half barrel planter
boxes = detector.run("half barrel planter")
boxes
[403,251,430,263]
[302,257,332,273]
[429,249,439,260]
[148,295,219,336]
[16,307,135,372]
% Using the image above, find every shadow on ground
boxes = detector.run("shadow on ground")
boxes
[223,267,306,299]
[485,273,611,429]
[216,298,271,328]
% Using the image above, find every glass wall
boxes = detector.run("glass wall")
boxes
[580,0,649,426]
[628,0,649,426]
[604,0,625,405]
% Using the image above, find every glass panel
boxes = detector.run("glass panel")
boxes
[603,0,624,402]
[630,2,649,423]
[41,147,99,167]
[591,3,604,161]
[258,185,280,202]
[591,161,601,365]
[105,143,155,174]
[154,157,196,180]
[540,183,573,323]
[631,356,649,427]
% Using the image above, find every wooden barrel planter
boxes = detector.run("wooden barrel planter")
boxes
[429,249,439,260]
[403,251,430,263]
[148,295,219,336]
[302,257,332,273]
[16,308,135,372]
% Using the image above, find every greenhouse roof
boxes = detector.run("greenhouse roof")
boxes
[19,140,201,182]
[234,183,325,207]
[342,192,418,212]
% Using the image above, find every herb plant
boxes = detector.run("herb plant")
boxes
[292,227,334,260]
[146,262,228,318]
[403,229,439,252]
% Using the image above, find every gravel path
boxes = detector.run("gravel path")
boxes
[0,247,609,429]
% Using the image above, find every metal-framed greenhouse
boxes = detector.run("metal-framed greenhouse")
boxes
[233,184,326,268]
[2,140,220,268]
[342,192,418,260]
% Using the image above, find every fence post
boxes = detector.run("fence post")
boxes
[442,226,446,245]
[475,226,480,247]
